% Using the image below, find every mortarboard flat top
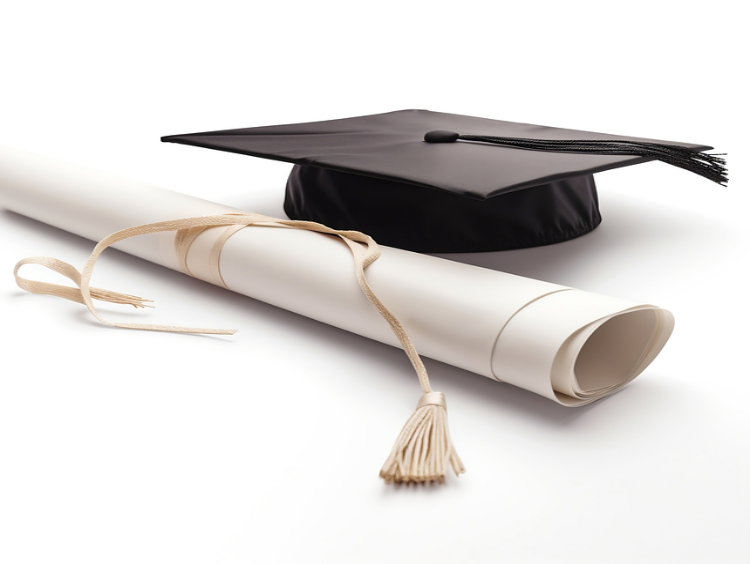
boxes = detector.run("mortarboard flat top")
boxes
[162,110,721,253]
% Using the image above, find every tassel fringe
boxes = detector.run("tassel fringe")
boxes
[87,288,152,308]
[380,392,464,484]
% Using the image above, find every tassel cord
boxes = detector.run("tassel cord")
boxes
[15,212,459,483]
[13,212,433,387]
[459,135,728,185]
[13,213,435,393]
[338,237,432,395]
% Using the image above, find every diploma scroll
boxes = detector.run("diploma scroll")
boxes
[0,146,674,406]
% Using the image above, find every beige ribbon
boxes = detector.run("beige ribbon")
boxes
[14,212,463,483]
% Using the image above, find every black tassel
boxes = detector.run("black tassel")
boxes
[423,130,728,186]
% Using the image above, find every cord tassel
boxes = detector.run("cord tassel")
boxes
[423,130,728,186]
[380,392,464,484]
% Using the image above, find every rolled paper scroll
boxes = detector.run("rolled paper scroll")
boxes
[0,145,674,409]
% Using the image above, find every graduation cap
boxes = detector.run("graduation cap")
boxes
[162,110,726,253]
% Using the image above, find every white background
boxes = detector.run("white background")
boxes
[1,1,747,562]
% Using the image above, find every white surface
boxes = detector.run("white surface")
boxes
[0,2,747,563]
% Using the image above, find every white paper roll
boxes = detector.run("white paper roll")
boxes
[0,145,674,406]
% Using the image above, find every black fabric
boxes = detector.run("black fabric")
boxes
[284,165,601,253]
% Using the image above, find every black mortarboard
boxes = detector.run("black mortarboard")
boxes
[162,110,726,253]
